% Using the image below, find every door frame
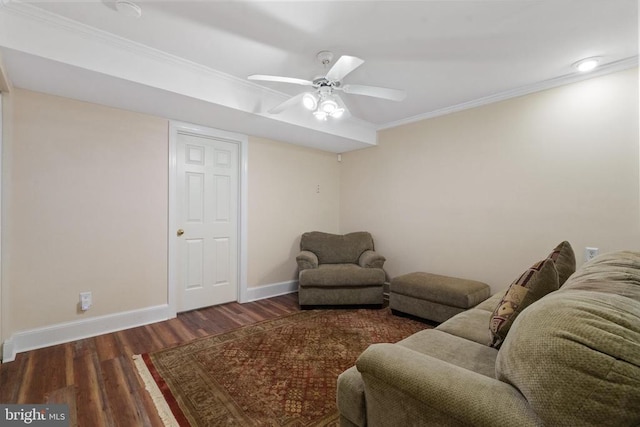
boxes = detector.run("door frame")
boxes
[168,121,249,316]
[0,92,3,353]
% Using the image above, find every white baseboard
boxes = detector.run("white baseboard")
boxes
[2,304,173,363]
[2,282,299,363]
[245,280,298,302]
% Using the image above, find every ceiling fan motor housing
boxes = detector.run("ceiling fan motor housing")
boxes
[313,78,340,88]
[313,77,340,90]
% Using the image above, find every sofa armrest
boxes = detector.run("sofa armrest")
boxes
[356,344,542,427]
[296,251,318,271]
[358,250,386,269]
[337,366,366,427]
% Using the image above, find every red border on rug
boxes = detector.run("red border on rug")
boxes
[142,353,191,426]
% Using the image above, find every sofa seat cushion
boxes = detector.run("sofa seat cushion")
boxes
[473,290,507,312]
[436,308,494,346]
[299,264,385,287]
[397,329,499,378]
[496,290,640,426]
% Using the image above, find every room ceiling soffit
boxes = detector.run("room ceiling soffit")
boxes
[0,0,378,148]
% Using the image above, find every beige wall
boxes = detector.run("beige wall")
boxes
[340,68,640,292]
[1,90,342,340]
[2,67,638,344]
[247,136,340,287]
[4,89,168,335]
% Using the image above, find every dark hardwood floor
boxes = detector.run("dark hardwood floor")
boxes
[0,293,301,426]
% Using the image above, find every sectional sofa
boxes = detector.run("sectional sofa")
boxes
[337,249,640,426]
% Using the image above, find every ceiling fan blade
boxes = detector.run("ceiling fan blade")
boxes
[325,55,364,81]
[341,84,406,101]
[268,92,306,114]
[248,74,314,86]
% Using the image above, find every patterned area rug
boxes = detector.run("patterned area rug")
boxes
[134,307,429,426]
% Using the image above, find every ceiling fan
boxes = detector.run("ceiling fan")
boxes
[248,51,406,121]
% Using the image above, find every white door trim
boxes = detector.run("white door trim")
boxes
[168,121,248,316]
[0,92,3,354]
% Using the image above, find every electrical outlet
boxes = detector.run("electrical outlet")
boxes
[80,291,92,311]
[584,247,599,263]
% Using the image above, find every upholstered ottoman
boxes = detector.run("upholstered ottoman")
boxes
[390,272,490,323]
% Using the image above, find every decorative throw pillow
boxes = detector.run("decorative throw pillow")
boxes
[546,241,576,286]
[489,258,559,348]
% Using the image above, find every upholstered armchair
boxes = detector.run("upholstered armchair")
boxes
[296,231,386,307]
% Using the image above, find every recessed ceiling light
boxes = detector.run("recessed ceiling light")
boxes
[115,0,142,18]
[573,57,602,73]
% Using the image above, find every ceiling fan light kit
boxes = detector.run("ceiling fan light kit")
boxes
[302,93,318,110]
[307,93,345,121]
[248,51,406,121]
[313,110,328,121]
[321,99,338,113]
[330,109,345,119]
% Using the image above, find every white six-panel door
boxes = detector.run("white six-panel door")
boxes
[175,131,239,312]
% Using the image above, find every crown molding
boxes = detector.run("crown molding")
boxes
[379,56,639,131]
[1,0,282,97]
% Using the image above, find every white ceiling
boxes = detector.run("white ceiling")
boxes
[0,0,637,152]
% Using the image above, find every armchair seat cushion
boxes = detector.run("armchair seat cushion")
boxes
[299,264,385,287]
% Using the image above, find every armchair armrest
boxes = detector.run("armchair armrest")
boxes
[296,250,318,271]
[358,250,385,269]
[356,344,542,427]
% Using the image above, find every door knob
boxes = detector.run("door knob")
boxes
[177,229,184,237]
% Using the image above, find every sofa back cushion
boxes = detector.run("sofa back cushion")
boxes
[300,231,374,264]
[561,250,640,298]
[495,251,640,426]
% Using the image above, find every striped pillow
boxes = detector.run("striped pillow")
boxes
[489,258,559,348]
[547,241,576,286]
